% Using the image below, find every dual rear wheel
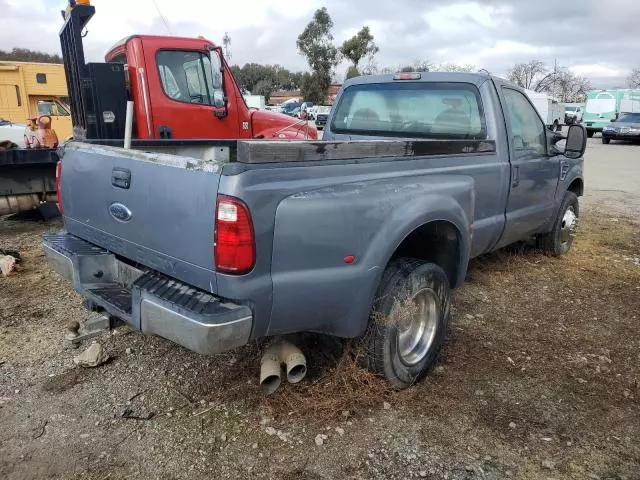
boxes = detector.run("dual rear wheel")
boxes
[359,191,579,388]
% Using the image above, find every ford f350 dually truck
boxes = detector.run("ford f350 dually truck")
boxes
[43,72,586,388]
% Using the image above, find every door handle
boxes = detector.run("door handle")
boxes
[112,167,131,189]
[511,165,520,187]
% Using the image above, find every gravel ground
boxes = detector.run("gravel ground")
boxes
[0,140,639,480]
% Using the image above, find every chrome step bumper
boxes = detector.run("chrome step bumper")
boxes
[42,233,252,355]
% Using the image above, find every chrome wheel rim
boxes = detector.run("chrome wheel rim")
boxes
[560,206,577,245]
[397,288,439,366]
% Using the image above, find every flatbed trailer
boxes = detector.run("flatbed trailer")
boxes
[0,148,58,215]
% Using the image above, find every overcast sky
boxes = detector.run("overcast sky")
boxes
[1,0,637,88]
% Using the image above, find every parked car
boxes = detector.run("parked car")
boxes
[601,112,640,144]
[300,102,315,119]
[564,104,583,125]
[44,72,586,389]
[305,105,319,120]
[281,102,302,116]
[314,106,332,130]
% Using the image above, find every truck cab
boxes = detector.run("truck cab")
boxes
[103,36,315,141]
[0,61,73,140]
[60,3,315,142]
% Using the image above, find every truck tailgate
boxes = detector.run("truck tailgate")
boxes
[60,143,221,293]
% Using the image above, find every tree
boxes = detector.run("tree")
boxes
[340,26,378,69]
[553,70,591,102]
[300,72,328,104]
[296,8,339,103]
[437,63,475,73]
[345,65,360,80]
[397,60,433,73]
[508,59,590,102]
[628,68,640,88]
[253,79,274,102]
[230,63,304,95]
[507,59,551,91]
[0,48,62,63]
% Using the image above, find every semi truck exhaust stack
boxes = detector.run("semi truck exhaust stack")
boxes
[259,340,307,394]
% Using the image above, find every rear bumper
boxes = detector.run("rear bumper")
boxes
[42,233,252,355]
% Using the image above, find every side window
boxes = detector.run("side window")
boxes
[38,100,70,116]
[37,100,54,115]
[502,88,546,155]
[53,101,70,116]
[110,54,127,64]
[156,50,224,106]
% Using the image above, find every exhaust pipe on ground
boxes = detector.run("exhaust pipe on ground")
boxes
[259,340,307,394]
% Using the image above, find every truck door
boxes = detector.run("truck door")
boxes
[36,99,73,139]
[150,49,241,139]
[496,85,560,247]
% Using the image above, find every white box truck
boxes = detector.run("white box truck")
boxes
[525,90,564,131]
[243,94,266,110]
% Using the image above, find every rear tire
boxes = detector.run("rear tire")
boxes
[587,130,594,138]
[358,258,451,389]
[538,191,579,256]
[602,137,611,144]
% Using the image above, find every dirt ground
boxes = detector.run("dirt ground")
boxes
[1,140,639,479]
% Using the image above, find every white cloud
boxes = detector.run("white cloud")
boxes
[0,0,636,87]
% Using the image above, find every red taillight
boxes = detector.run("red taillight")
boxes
[55,161,63,214]
[215,195,255,274]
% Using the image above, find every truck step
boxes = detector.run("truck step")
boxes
[87,285,132,316]
[43,234,108,256]
[134,271,221,315]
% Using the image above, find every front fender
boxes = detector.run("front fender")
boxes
[267,175,474,338]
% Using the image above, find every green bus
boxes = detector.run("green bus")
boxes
[583,89,640,137]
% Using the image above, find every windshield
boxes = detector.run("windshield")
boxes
[585,96,616,114]
[618,113,640,123]
[331,82,486,139]
[565,106,577,112]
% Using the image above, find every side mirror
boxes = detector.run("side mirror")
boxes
[564,124,587,159]
[212,91,227,119]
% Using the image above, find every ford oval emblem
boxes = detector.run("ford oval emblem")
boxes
[109,202,133,222]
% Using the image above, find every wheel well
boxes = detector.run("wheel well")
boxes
[391,221,461,287]
[568,178,584,196]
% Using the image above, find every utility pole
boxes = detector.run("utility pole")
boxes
[222,32,232,61]
[553,58,558,98]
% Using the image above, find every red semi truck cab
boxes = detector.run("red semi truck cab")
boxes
[104,35,316,140]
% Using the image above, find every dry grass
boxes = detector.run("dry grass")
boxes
[2,211,639,479]
[264,348,394,421]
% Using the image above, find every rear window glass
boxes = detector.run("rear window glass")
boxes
[330,82,486,139]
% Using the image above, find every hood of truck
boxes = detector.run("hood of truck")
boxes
[251,110,318,140]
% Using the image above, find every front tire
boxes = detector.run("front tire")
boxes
[538,191,579,256]
[587,129,595,138]
[602,137,611,144]
[359,258,451,389]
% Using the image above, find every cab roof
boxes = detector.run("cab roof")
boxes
[342,71,496,88]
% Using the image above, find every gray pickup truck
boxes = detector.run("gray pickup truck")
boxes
[43,72,586,388]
